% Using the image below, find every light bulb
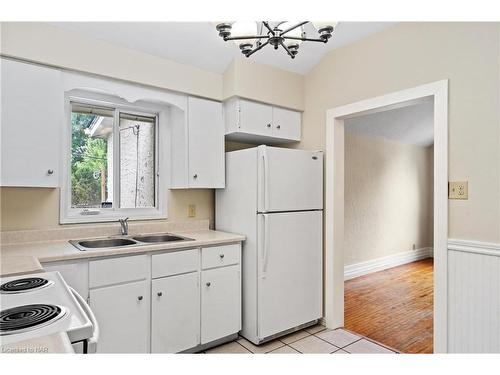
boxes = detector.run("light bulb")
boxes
[312,22,338,41]
[281,21,303,48]
[312,22,338,32]
[231,21,258,48]
[215,21,233,39]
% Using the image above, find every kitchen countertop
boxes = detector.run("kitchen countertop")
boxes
[1,332,74,354]
[1,256,44,277]
[0,229,245,264]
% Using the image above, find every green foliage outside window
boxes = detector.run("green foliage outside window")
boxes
[71,112,108,208]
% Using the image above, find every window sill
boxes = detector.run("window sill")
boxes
[60,209,167,225]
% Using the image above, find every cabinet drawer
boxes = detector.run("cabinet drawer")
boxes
[152,249,199,278]
[89,255,148,288]
[202,244,240,270]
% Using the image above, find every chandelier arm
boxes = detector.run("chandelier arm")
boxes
[284,36,328,43]
[262,22,275,35]
[280,21,309,36]
[224,35,269,42]
[279,41,295,59]
[245,40,270,57]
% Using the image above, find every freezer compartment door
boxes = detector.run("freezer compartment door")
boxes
[257,211,322,340]
[258,146,323,212]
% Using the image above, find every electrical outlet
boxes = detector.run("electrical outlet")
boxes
[448,181,468,200]
[188,204,196,218]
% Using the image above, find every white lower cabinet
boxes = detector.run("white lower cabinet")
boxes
[43,243,242,353]
[151,272,200,353]
[89,280,150,353]
[201,265,241,344]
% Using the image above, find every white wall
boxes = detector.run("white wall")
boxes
[0,22,223,100]
[344,132,433,266]
[302,22,500,243]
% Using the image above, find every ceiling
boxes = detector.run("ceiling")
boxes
[345,101,434,147]
[48,22,395,75]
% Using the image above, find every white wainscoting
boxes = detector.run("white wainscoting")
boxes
[448,239,500,353]
[344,247,433,280]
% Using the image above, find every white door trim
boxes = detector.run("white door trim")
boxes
[324,80,448,353]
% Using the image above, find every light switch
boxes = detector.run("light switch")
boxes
[188,204,196,217]
[448,181,468,200]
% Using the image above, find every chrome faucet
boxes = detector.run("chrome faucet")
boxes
[119,217,129,236]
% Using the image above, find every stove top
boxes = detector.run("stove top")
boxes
[0,304,66,336]
[0,272,93,346]
[0,277,54,294]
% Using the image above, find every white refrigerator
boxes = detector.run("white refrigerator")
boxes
[216,145,323,344]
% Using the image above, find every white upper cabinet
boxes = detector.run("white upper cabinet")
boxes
[272,106,301,141]
[187,97,224,188]
[170,97,225,189]
[224,97,301,144]
[1,59,62,187]
[239,99,273,137]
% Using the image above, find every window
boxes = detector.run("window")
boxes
[70,104,113,210]
[61,95,165,223]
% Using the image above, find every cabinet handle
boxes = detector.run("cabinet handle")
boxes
[219,254,225,259]
[138,296,143,301]
[276,125,281,129]
[206,282,211,287]
[47,169,54,175]
[266,123,271,128]
[193,174,198,179]
[157,292,163,297]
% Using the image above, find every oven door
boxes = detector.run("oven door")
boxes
[70,287,99,353]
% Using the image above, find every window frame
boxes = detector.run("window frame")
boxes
[60,92,167,224]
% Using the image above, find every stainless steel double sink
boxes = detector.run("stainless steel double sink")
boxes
[69,233,194,251]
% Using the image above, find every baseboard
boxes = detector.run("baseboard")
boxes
[344,247,433,280]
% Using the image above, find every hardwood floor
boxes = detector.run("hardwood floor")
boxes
[344,258,434,354]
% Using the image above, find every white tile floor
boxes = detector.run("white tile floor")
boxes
[204,325,398,354]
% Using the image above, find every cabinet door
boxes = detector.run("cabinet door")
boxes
[239,99,273,137]
[272,107,301,141]
[90,280,149,353]
[188,97,224,188]
[151,273,200,353]
[1,59,62,187]
[201,265,241,344]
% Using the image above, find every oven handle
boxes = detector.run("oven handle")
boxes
[70,287,99,353]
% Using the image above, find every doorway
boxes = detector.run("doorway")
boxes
[324,81,448,353]
[342,100,435,353]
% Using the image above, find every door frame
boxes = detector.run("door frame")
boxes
[324,80,448,353]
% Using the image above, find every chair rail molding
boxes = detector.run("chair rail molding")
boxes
[448,239,500,257]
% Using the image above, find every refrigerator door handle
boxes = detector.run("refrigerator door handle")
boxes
[262,151,269,211]
[262,213,270,278]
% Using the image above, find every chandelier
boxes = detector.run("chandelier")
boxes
[215,21,338,59]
